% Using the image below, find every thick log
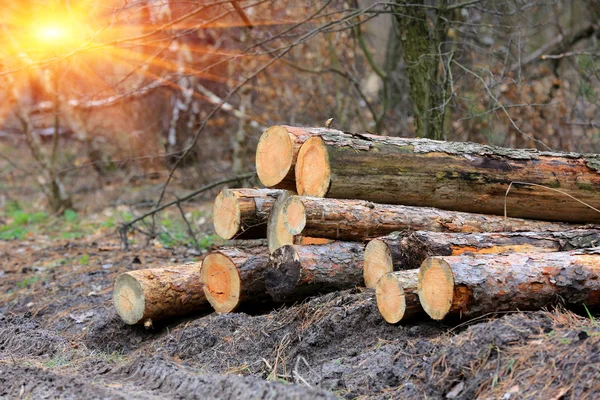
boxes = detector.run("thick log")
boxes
[283,196,575,243]
[375,270,421,324]
[294,131,600,223]
[363,229,600,288]
[264,242,364,302]
[200,247,271,313]
[255,125,344,189]
[213,188,281,240]
[113,263,208,325]
[417,249,600,320]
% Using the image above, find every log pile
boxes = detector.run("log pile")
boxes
[113,125,600,327]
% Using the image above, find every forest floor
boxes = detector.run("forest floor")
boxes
[2,141,600,399]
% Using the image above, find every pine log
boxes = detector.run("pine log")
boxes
[113,263,208,325]
[363,229,600,288]
[255,125,344,189]
[417,249,600,320]
[282,196,576,242]
[213,188,281,240]
[267,190,297,252]
[375,270,421,324]
[200,247,271,313]
[264,241,364,302]
[294,131,600,223]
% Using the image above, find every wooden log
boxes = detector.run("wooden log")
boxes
[375,270,421,324]
[294,131,600,223]
[417,249,600,320]
[282,196,576,242]
[113,263,208,326]
[200,247,271,313]
[213,188,281,240]
[255,125,344,189]
[264,241,364,302]
[267,190,296,252]
[363,229,600,288]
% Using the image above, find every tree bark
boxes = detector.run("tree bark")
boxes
[200,246,271,313]
[113,263,208,325]
[255,125,343,189]
[418,249,600,320]
[283,195,576,243]
[295,131,600,223]
[267,190,297,252]
[375,270,421,324]
[264,242,365,302]
[363,229,600,288]
[213,188,282,240]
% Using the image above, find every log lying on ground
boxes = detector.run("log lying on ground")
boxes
[282,196,576,243]
[200,247,271,313]
[417,249,600,320]
[295,130,600,223]
[376,270,421,324]
[213,188,281,240]
[113,263,208,326]
[255,125,344,189]
[264,241,364,302]
[363,229,600,288]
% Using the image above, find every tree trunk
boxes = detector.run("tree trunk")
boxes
[375,270,421,324]
[295,131,600,223]
[213,188,282,240]
[113,263,208,326]
[255,125,343,189]
[264,242,365,302]
[418,249,600,320]
[266,190,297,252]
[200,246,271,313]
[283,195,575,244]
[363,229,600,288]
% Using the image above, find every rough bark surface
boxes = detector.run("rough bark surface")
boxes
[375,270,421,324]
[213,188,281,240]
[264,242,365,302]
[418,249,600,320]
[113,263,208,325]
[296,131,600,223]
[200,246,271,313]
[267,190,297,252]
[285,196,576,242]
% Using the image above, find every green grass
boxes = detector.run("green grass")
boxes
[16,275,39,288]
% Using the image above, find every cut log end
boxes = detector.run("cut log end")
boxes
[213,190,240,240]
[375,273,406,324]
[256,125,295,187]
[201,252,241,313]
[283,196,306,235]
[113,274,146,325]
[363,239,394,288]
[267,190,296,253]
[418,258,454,320]
[296,136,330,197]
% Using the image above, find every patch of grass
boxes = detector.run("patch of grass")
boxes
[158,216,215,250]
[43,354,70,368]
[16,275,39,289]
[0,202,49,240]
[79,254,90,265]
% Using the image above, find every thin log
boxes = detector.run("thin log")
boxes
[375,270,421,324]
[282,196,576,242]
[113,263,208,325]
[294,131,600,223]
[417,249,600,320]
[255,125,343,189]
[213,188,281,240]
[363,229,600,288]
[200,246,271,313]
[264,242,364,302]
[267,190,297,252]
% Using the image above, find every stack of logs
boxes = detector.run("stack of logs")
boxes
[113,125,600,327]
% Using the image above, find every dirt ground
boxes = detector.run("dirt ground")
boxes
[2,143,600,399]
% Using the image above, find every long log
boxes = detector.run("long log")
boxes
[113,263,208,326]
[200,247,271,313]
[283,196,575,242]
[264,242,364,302]
[213,188,281,240]
[255,125,344,189]
[294,130,600,223]
[417,249,600,320]
[363,229,600,288]
[375,270,421,324]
